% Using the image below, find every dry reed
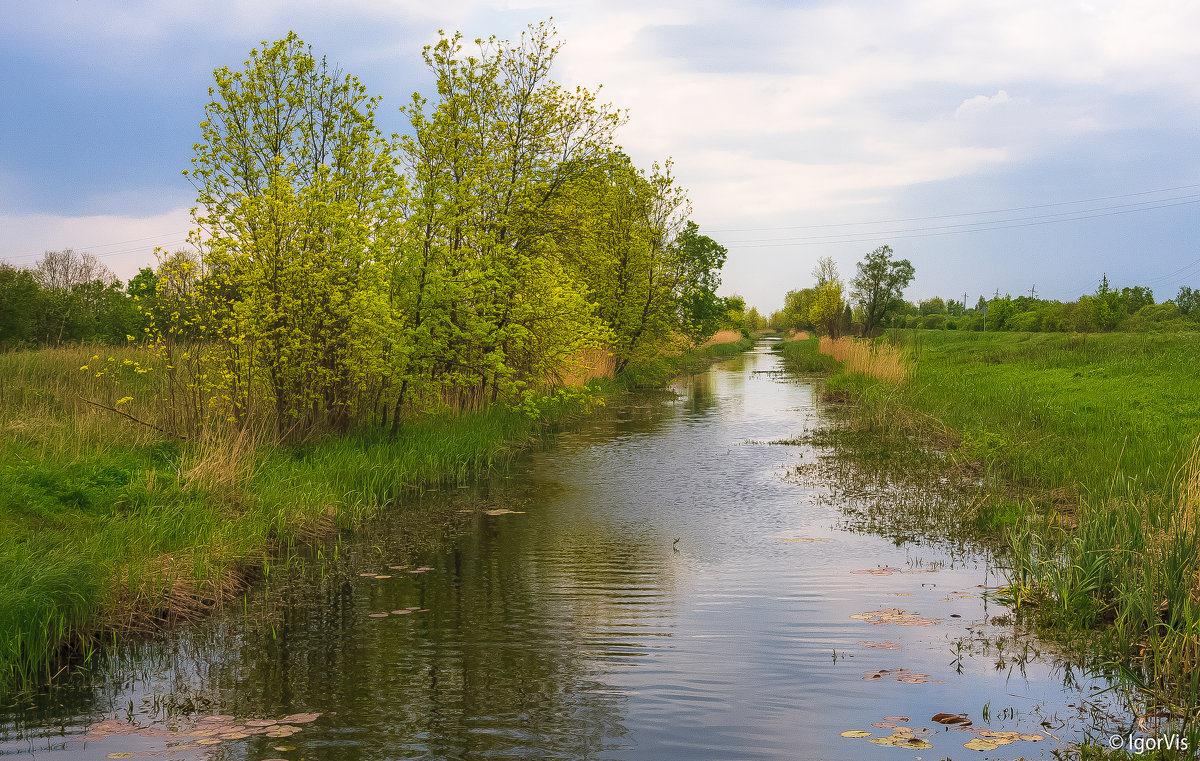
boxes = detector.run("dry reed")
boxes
[819,336,908,381]
[561,346,617,386]
[701,329,745,348]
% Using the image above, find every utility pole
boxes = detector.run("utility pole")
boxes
[1029,284,1037,299]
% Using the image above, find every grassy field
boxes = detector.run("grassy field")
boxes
[0,335,751,696]
[790,330,1200,711]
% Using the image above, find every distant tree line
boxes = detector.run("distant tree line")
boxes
[0,251,156,348]
[769,247,1199,336]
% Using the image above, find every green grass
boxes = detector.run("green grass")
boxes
[0,334,753,697]
[808,329,1200,708]
[773,335,840,372]
[613,335,754,388]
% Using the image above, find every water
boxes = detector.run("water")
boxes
[0,342,1129,759]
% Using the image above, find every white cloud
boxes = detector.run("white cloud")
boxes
[0,208,195,282]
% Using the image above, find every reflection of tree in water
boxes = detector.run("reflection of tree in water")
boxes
[0,466,677,760]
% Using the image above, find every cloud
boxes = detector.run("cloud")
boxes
[0,207,195,282]
[954,90,1029,119]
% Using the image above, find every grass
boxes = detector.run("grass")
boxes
[802,329,1200,711]
[0,332,753,697]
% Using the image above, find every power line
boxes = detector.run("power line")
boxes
[723,197,1200,248]
[705,182,1200,234]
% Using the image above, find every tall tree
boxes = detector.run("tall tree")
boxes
[851,245,915,335]
[185,32,402,435]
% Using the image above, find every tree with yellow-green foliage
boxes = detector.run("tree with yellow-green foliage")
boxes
[184,32,403,436]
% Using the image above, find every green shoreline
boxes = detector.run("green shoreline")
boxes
[777,331,1200,721]
[0,336,753,698]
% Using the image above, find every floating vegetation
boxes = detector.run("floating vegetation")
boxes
[778,537,832,543]
[861,668,945,684]
[856,640,903,649]
[850,608,940,626]
[484,508,525,515]
[932,712,971,726]
[842,714,1047,754]
[851,566,902,575]
[372,574,392,579]
[80,713,321,752]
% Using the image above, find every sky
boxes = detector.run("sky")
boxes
[2,0,1199,313]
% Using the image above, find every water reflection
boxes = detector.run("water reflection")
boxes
[1,343,1131,760]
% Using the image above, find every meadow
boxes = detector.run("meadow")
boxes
[781,330,1200,710]
[0,336,751,696]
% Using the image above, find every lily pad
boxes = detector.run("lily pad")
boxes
[391,609,412,615]
[870,734,933,748]
[1019,734,1045,741]
[862,668,945,684]
[881,716,910,722]
[932,713,972,726]
[850,608,940,626]
[196,738,222,745]
[373,574,392,579]
[368,612,388,618]
[964,738,998,751]
[280,713,320,724]
[840,730,872,738]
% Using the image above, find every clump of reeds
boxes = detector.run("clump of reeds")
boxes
[560,345,617,386]
[701,329,744,348]
[178,421,266,504]
[819,336,908,381]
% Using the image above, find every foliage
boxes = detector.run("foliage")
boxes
[850,244,915,335]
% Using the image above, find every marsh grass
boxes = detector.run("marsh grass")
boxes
[801,330,1200,708]
[819,336,908,381]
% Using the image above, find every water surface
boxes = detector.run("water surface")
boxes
[0,342,1126,760]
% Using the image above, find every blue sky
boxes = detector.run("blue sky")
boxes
[2,0,1199,312]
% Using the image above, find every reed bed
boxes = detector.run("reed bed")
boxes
[818,336,908,381]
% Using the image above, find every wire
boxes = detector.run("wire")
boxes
[705,182,1200,233]
[724,198,1200,248]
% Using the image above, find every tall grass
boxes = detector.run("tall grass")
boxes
[0,332,748,695]
[808,330,1200,706]
[818,336,908,381]
[0,343,607,695]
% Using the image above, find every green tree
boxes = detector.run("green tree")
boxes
[919,297,946,315]
[808,281,844,336]
[0,265,42,348]
[674,222,729,341]
[851,245,915,335]
[1176,286,1199,316]
[184,32,402,435]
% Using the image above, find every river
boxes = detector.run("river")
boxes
[0,341,1132,760]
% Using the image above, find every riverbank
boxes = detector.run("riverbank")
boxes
[778,331,1200,715]
[0,336,752,697]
